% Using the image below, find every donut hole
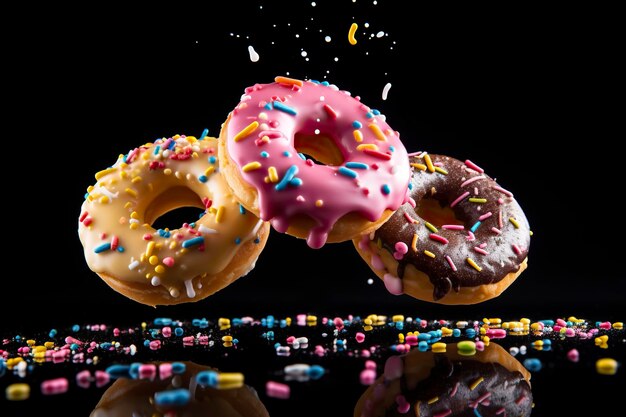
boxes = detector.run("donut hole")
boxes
[144,186,205,229]
[294,133,345,166]
[415,198,464,227]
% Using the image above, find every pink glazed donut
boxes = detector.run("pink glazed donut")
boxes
[219,76,410,248]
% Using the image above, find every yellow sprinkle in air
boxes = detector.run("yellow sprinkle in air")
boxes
[163,168,172,175]
[125,188,137,198]
[509,217,520,228]
[368,123,387,141]
[353,129,363,142]
[596,358,618,375]
[357,143,378,151]
[424,250,436,258]
[315,199,324,207]
[155,265,165,274]
[268,166,279,183]
[467,257,482,272]
[424,154,435,172]
[398,333,405,343]
[99,196,110,204]
[469,377,484,391]
[529,230,534,236]
[216,206,225,223]
[411,163,427,171]
[469,198,487,203]
[146,241,155,257]
[149,255,159,266]
[435,167,448,175]
[411,233,418,251]
[275,76,304,87]
[233,121,259,142]
[95,167,116,180]
[427,397,439,405]
[424,222,438,233]
[242,161,262,172]
[131,176,142,183]
[348,22,358,45]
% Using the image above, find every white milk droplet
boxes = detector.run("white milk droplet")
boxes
[364,22,370,28]
[367,278,374,285]
[248,45,260,62]
[376,31,385,38]
[301,50,308,57]
[315,129,320,135]
[325,36,331,42]
[382,83,392,100]
[311,1,316,6]
[334,57,339,62]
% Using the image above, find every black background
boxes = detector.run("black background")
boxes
[3,2,624,415]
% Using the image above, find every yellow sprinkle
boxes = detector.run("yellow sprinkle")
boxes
[315,199,324,207]
[192,152,198,158]
[131,176,142,183]
[596,358,618,375]
[146,241,155,257]
[119,171,128,179]
[155,265,165,274]
[357,143,378,151]
[469,198,487,203]
[424,154,435,172]
[368,123,387,141]
[424,222,438,233]
[95,167,116,180]
[432,342,447,353]
[217,372,244,389]
[99,195,110,204]
[6,383,30,401]
[275,76,304,87]
[427,397,439,405]
[125,188,137,198]
[353,129,363,142]
[268,166,279,183]
[509,217,520,228]
[424,250,436,258]
[398,333,405,343]
[441,327,453,336]
[233,121,259,142]
[216,206,225,223]
[149,255,159,266]
[86,185,94,193]
[410,163,427,171]
[411,233,418,251]
[392,315,404,322]
[242,161,262,172]
[131,211,139,219]
[613,322,624,329]
[169,241,177,250]
[348,22,358,45]
[467,257,482,272]
[218,318,231,330]
[469,377,484,391]
[285,317,292,326]
[434,166,448,175]
[222,335,233,342]
[520,318,531,325]
[163,168,172,175]
[129,223,138,230]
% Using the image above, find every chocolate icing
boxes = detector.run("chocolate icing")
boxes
[374,154,531,300]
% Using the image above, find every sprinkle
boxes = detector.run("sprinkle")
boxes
[424,250,436,258]
[467,258,482,272]
[512,244,522,255]
[434,167,448,175]
[79,211,89,222]
[94,243,111,254]
[433,410,452,417]
[424,222,438,233]
[352,120,363,128]
[353,130,363,142]
[428,397,439,405]
[429,234,449,244]
[242,161,262,172]
[145,241,155,257]
[110,236,119,251]
[348,22,358,45]
[275,165,299,191]
[596,358,618,375]
[461,175,486,187]
[198,175,208,183]
[323,104,338,119]
[445,255,457,271]
[411,163,427,171]
[382,82,392,100]
[474,247,489,255]
[199,128,208,140]
[153,145,161,155]
[357,144,378,151]
[509,217,520,229]
[338,166,358,179]
[381,184,391,195]
[465,160,484,173]
[233,121,259,142]
[470,221,482,233]
[492,185,513,197]
[491,227,502,234]
[198,225,218,234]
[272,101,297,115]
[469,198,487,203]
[423,154,435,173]
[275,76,303,87]
[469,376,484,391]
[95,167,116,180]
[182,237,204,249]
[368,124,387,141]
[345,162,369,169]
[411,233,418,251]
[268,167,279,183]
[216,206,225,223]
[442,225,464,230]
[450,191,470,208]
[404,212,417,224]
[260,151,269,158]
[209,156,217,164]
[478,212,493,221]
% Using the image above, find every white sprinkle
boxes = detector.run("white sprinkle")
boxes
[376,31,385,38]
[295,34,300,38]
[315,129,320,135]
[367,278,374,285]
[199,225,218,234]
[325,35,331,42]
[248,45,260,62]
[184,279,196,298]
[128,260,139,270]
[311,1,316,6]
[320,95,325,101]
[129,344,137,355]
[364,22,370,28]
[334,57,339,62]
[301,50,308,57]
[382,82,392,100]
[169,288,180,298]
[151,276,161,286]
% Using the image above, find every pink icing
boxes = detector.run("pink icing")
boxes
[226,78,410,248]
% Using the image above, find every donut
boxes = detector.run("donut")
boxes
[91,361,269,417]
[78,134,270,306]
[354,342,532,417]
[354,153,531,304]
[218,76,410,248]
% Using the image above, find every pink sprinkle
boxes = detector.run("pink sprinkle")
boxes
[429,233,449,245]
[162,257,175,267]
[407,197,417,208]
[486,329,506,338]
[79,211,89,222]
[162,327,172,338]
[159,363,173,379]
[41,378,69,395]
[110,236,119,250]
[498,198,504,204]
[474,247,489,255]
[465,160,484,173]
[442,224,464,230]
[361,349,371,358]
[323,104,338,119]
[365,360,377,370]
[515,394,527,405]
[491,227,502,235]
[479,243,487,248]
[478,212,493,221]
[403,212,416,224]
[360,369,377,385]
[356,332,366,343]
[512,244,522,255]
[466,231,476,241]
[449,381,459,397]
[266,381,291,399]
[567,349,580,362]
[407,151,423,157]
[383,273,404,295]
[565,328,576,337]
[82,216,93,226]
[434,410,453,417]
[138,364,157,380]
[76,370,91,389]
[65,336,82,345]
[334,317,344,330]
[495,407,506,415]
[182,336,195,345]
[498,210,503,228]
[461,175,486,188]
[99,233,107,239]
[395,241,409,254]
[474,186,479,195]
[492,185,513,197]
[296,195,305,202]
[556,318,567,327]
[475,341,485,351]
[149,340,161,350]
[450,191,470,208]
[599,321,612,330]
[396,394,410,414]
[315,345,325,356]
[406,335,418,345]
[143,233,152,240]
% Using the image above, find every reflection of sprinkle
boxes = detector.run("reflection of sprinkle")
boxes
[248,45,260,62]
[348,23,358,45]
[382,83,392,100]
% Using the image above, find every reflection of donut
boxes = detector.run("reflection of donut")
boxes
[91,361,269,417]
[354,343,532,417]
[354,153,531,304]
[219,76,410,248]
[79,135,270,306]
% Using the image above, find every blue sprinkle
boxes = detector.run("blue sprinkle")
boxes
[192,318,209,328]
[272,101,297,115]
[275,165,299,191]
[418,333,432,341]
[154,388,191,407]
[308,365,325,380]
[542,339,552,346]
[470,221,482,233]
[235,237,241,244]
[254,237,260,244]
[153,145,161,155]
[129,363,141,379]
[117,246,125,252]
[94,243,111,254]
[174,327,184,336]
[280,319,287,328]
[72,325,80,332]
[154,318,172,326]
[418,341,429,352]
[283,151,292,157]
[84,192,89,199]
[338,166,358,179]
[199,128,209,141]
[408,183,413,190]
[474,408,483,417]
[352,120,363,128]
[198,175,208,183]
[321,81,330,86]
[48,329,57,338]
[232,338,239,344]
[150,329,159,338]
[523,358,542,372]
[310,79,320,84]
[289,177,303,187]
[395,321,404,330]
[172,362,186,374]
[372,109,381,115]
[70,343,79,351]
[539,320,555,326]
[189,222,196,228]
[466,328,477,338]
[298,152,307,160]
[260,151,269,158]
[381,184,391,195]
[389,145,395,152]
[196,371,219,388]
[453,329,461,337]
[366,112,374,118]
[182,237,204,248]
[264,102,273,110]
[209,156,217,164]
[168,140,176,150]
[239,204,246,214]
[106,364,131,379]
[345,162,369,170]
